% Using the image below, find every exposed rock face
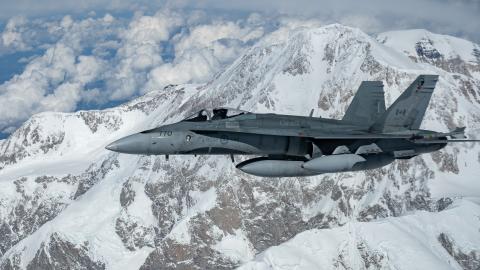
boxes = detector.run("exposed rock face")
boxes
[0,175,72,255]
[115,211,155,251]
[438,233,480,270]
[414,38,472,75]
[378,29,480,80]
[1,24,479,269]
[79,111,123,134]
[26,233,105,270]
[415,38,442,59]
[0,115,66,169]
[140,239,237,270]
[74,155,120,199]
[357,242,386,269]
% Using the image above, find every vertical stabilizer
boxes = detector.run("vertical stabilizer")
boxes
[370,75,438,132]
[342,81,386,126]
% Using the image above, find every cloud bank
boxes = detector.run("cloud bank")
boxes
[0,0,478,41]
[0,10,275,133]
[0,1,479,134]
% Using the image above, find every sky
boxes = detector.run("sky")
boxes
[0,0,479,137]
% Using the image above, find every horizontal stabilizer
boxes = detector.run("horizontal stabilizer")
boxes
[449,127,467,139]
[412,127,477,143]
[413,139,480,144]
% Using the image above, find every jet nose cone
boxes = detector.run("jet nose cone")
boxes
[105,142,119,151]
[105,133,150,154]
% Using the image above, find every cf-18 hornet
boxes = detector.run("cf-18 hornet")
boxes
[106,75,478,177]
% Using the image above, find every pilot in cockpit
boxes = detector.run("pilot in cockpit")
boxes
[184,110,209,122]
[212,108,228,120]
[197,110,208,121]
[183,108,248,122]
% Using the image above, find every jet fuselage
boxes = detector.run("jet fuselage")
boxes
[106,75,472,177]
[106,111,446,177]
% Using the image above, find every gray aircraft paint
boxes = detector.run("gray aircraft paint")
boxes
[302,154,366,172]
[342,81,386,126]
[106,75,478,177]
[370,75,438,132]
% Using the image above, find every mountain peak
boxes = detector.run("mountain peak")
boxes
[378,29,480,77]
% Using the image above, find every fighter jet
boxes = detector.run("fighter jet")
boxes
[106,75,479,177]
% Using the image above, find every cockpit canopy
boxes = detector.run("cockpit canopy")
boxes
[183,108,249,122]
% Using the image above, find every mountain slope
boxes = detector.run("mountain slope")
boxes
[377,29,480,80]
[240,200,480,270]
[1,24,479,269]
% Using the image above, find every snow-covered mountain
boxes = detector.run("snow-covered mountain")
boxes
[378,29,480,81]
[1,24,479,269]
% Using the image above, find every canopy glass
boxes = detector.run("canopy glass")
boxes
[183,108,249,122]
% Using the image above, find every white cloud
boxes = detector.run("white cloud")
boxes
[176,22,255,53]
[0,0,479,41]
[39,82,82,112]
[1,3,479,134]
[120,16,168,70]
[141,19,265,91]
[145,48,220,90]
[0,10,328,133]
[1,16,29,50]
[339,15,382,34]
[0,41,106,132]
[106,11,184,100]
[256,17,323,46]
[175,21,264,63]
[60,15,74,29]
[75,55,105,84]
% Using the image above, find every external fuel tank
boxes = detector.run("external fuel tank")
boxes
[236,154,394,177]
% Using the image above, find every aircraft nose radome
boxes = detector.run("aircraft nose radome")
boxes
[105,142,119,151]
[105,133,150,154]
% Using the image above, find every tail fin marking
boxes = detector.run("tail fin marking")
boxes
[370,75,439,132]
